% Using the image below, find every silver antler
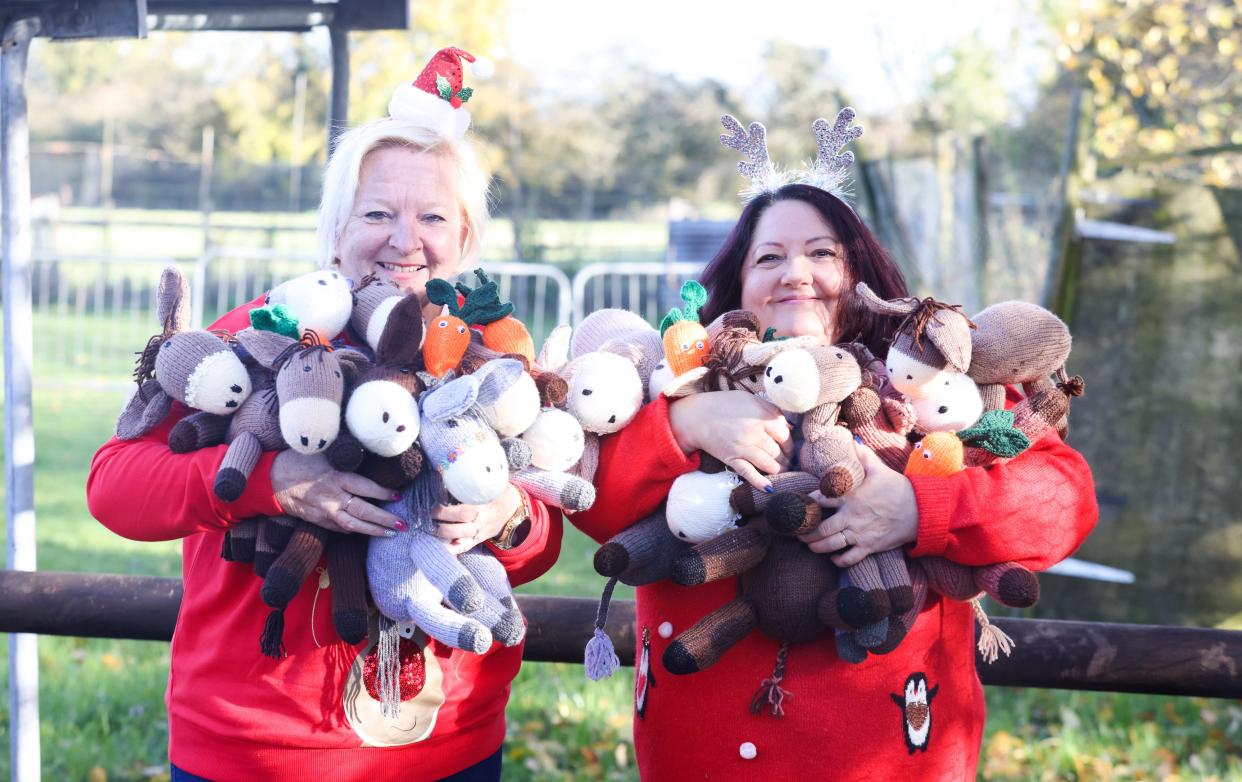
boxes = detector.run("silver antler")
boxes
[807,107,863,194]
[720,114,778,197]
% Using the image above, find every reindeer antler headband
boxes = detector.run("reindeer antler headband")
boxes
[720,107,863,202]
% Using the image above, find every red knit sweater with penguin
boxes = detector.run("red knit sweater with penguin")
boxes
[88,294,562,782]
[571,391,1097,782]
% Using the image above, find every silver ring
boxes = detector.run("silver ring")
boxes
[841,530,853,548]
[342,495,356,516]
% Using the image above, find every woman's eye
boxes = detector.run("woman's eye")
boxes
[364,211,390,220]
[813,248,836,258]
[756,254,781,265]
[422,213,446,223]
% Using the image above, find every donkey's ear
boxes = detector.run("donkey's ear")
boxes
[116,380,173,440]
[853,282,918,318]
[924,315,973,374]
[234,327,295,369]
[423,374,480,421]
[473,358,524,408]
[537,325,572,372]
[157,266,191,332]
[375,294,425,366]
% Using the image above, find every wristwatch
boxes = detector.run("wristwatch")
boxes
[490,489,530,550]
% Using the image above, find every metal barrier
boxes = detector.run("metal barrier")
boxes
[0,570,1238,699]
[19,252,576,386]
[571,261,704,325]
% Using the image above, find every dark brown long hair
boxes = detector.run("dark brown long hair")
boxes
[699,184,909,357]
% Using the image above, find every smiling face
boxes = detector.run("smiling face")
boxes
[335,146,467,304]
[739,199,849,341]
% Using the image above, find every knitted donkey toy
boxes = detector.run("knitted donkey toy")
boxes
[117,265,252,440]
[326,281,427,489]
[367,360,528,656]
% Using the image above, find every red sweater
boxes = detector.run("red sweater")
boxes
[571,392,1097,782]
[87,295,563,782]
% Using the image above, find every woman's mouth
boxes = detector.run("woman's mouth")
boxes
[377,262,427,274]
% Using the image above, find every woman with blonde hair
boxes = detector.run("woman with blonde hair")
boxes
[89,48,559,782]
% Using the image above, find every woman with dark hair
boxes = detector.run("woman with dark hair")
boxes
[571,115,1097,779]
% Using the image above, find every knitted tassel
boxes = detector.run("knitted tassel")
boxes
[749,642,792,717]
[972,598,1015,664]
[376,614,402,718]
[584,577,621,681]
[259,609,286,659]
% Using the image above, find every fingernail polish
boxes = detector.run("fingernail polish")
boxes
[385,529,397,538]
[764,485,774,494]
[394,521,408,532]
[853,434,864,445]
[390,492,401,501]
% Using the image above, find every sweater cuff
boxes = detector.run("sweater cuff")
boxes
[907,474,953,557]
[653,394,702,475]
[212,450,285,524]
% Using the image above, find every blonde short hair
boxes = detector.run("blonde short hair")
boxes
[316,117,491,270]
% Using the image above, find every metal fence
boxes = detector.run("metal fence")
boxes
[21,253,582,386]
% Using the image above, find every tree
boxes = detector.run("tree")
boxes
[1055,0,1241,185]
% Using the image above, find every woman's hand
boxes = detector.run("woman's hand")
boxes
[799,442,919,567]
[432,483,525,555]
[271,451,406,536]
[668,390,793,491]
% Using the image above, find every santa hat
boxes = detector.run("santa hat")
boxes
[388,46,493,139]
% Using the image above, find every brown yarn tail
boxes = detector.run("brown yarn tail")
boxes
[749,642,793,718]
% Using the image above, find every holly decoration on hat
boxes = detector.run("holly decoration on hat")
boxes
[435,75,474,109]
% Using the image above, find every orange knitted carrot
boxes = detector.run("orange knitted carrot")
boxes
[423,313,470,377]
[482,315,536,364]
[423,279,472,377]
[659,280,711,376]
[904,431,964,477]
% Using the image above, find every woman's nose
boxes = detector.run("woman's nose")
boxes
[388,215,423,255]
[780,255,814,285]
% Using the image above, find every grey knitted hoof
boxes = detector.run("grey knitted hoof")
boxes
[446,576,484,614]
[855,616,889,649]
[670,552,707,587]
[457,622,493,654]
[560,478,596,512]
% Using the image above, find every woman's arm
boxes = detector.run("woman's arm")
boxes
[906,426,1098,571]
[87,406,286,542]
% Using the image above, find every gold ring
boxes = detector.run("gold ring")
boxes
[343,495,356,516]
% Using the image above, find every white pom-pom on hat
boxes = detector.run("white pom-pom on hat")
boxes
[470,56,494,80]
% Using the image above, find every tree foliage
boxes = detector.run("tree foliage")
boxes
[1055,0,1241,184]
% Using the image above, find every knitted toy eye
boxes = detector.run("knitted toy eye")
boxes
[581,389,593,396]
[765,366,772,377]
[937,405,948,414]
[303,365,312,372]
[438,320,449,328]
[836,352,844,359]
[334,371,341,378]
[457,325,466,334]
[695,340,705,350]
[680,341,691,351]
[317,279,327,286]
[922,450,932,459]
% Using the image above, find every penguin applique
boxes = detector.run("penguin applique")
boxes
[890,672,938,753]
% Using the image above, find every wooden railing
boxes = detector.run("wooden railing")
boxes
[1,571,1239,699]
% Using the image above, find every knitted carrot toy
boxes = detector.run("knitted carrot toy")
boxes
[659,280,711,377]
[456,269,536,364]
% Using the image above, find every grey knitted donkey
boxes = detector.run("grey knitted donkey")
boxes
[367,360,530,656]
[116,265,253,439]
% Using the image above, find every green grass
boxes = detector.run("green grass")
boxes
[2,388,1241,780]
